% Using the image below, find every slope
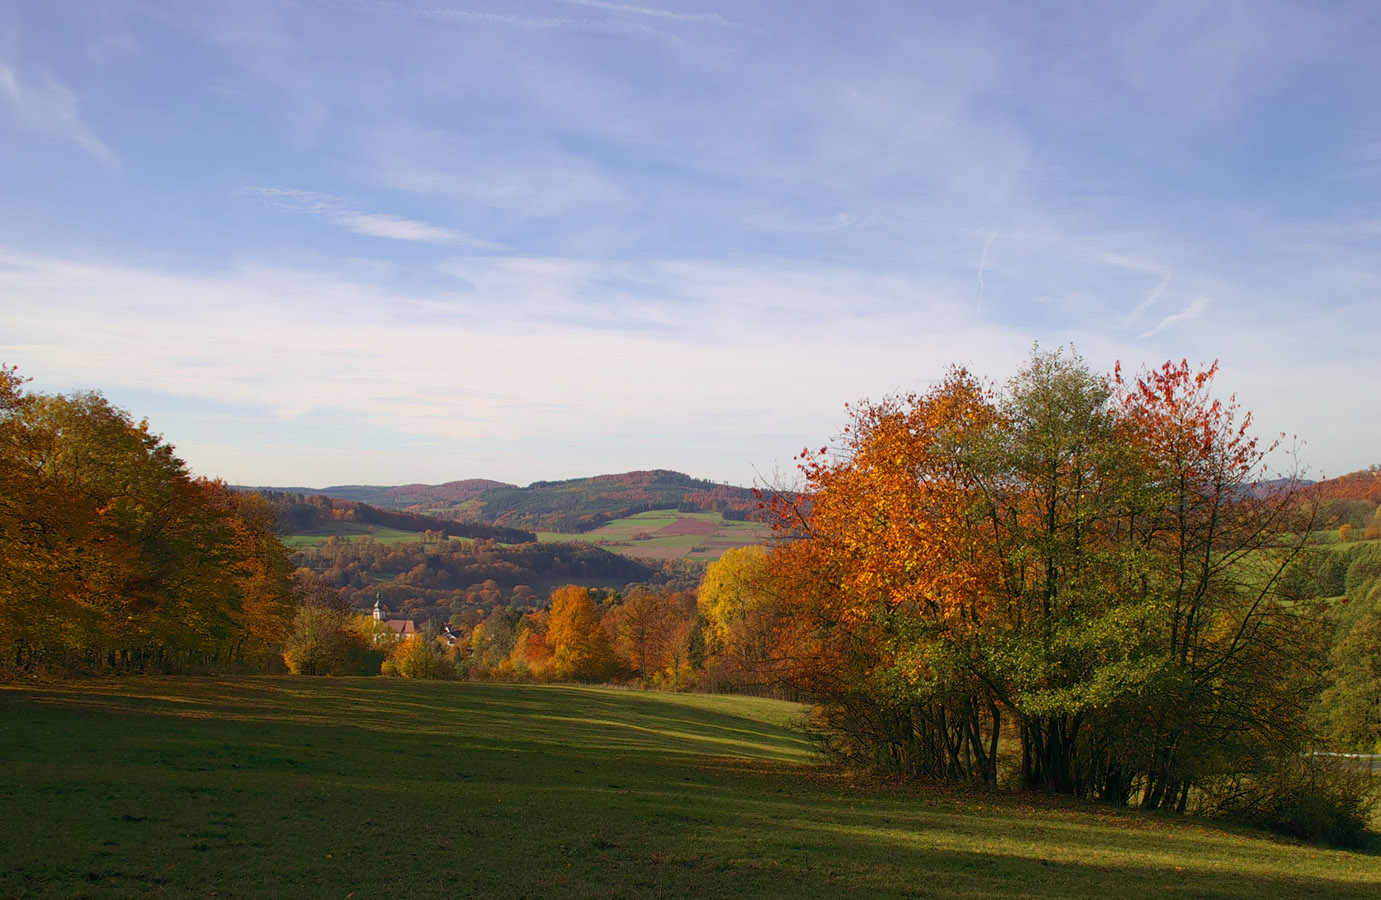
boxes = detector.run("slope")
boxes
[2,678,1376,900]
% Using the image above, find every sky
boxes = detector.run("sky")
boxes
[2,0,1379,489]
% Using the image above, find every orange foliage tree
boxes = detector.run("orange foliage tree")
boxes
[546,585,617,682]
[606,586,696,687]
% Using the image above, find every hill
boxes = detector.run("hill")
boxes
[1314,467,1381,504]
[3,678,1376,899]
[470,470,762,533]
[270,478,514,508]
[258,490,536,544]
[291,534,668,622]
[264,469,765,534]
[1311,466,1381,536]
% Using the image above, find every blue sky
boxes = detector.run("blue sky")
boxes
[2,0,1378,488]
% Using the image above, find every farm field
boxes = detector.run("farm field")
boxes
[2,679,1378,900]
[279,520,436,547]
[537,510,773,561]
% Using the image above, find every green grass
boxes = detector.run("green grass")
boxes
[280,521,440,547]
[537,510,773,561]
[2,679,1378,899]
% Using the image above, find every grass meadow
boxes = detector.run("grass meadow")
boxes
[280,521,432,548]
[281,509,772,562]
[1,678,1378,899]
[537,510,773,561]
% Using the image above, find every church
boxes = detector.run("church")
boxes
[372,598,418,640]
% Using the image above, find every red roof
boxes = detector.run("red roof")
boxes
[384,619,417,637]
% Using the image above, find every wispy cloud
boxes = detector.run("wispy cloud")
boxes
[0,64,116,166]
[353,1,673,41]
[2,243,1374,484]
[558,0,747,29]
[1127,274,1170,324]
[1139,296,1207,339]
[976,231,997,316]
[244,187,508,249]
[354,128,627,221]
[0,247,1025,482]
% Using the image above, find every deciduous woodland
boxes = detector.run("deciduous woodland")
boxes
[2,354,1379,845]
[0,366,296,673]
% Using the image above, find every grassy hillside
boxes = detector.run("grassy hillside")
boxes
[279,520,428,547]
[284,509,768,563]
[2,679,1377,899]
[536,509,774,561]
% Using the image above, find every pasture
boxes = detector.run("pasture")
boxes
[537,510,773,561]
[279,520,435,547]
[1,679,1378,899]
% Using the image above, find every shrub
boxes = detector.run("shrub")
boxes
[1195,754,1378,848]
[381,634,455,679]
[283,607,371,676]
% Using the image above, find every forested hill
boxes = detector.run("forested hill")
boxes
[270,479,513,508]
[1312,466,1381,537]
[473,470,761,533]
[258,491,536,543]
[263,470,764,534]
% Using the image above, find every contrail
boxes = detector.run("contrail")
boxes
[977,232,997,316]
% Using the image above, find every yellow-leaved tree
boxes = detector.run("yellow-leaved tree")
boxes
[698,545,782,692]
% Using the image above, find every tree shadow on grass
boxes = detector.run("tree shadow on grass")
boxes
[3,679,1377,900]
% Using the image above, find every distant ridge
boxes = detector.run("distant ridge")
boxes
[251,490,536,544]
[1310,466,1381,505]
[306,479,514,508]
[253,469,763,534]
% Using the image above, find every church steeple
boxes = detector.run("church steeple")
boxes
[373,596,384,622]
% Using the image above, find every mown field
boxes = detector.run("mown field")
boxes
[279,520,434,547]
[281,510,771,562]
[1,679,1378,900]
[537,510,773,561]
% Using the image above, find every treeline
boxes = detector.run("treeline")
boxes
[448,547,771,690]
[1294,542,1381,752]
[1312,468,1381,541]
[0,367,295,674]
[294,478,510,508]
[272,470,771,534]
[263,492,535,543]
[288,546,780,695]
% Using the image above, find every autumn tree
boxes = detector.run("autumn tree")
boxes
[381,624,455,679]
[606,586,697,686]
[282,572,373,675]
[1093,359,1322,809]
[467,606,523,674]
[1319,544,1381,751]
[766,367,1005,780]
[698,544,792,694]
[0,368,296,674]
[504,617,554,679]
[546,585,616,682]
[1320,610,1381,751]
